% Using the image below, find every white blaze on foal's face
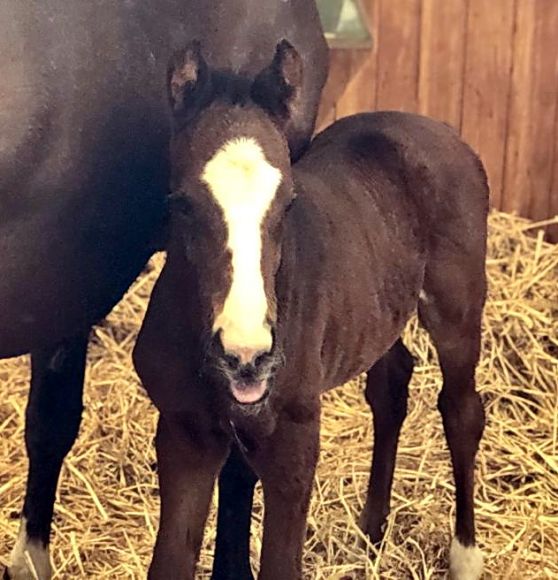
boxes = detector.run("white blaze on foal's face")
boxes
[202,137,282,360]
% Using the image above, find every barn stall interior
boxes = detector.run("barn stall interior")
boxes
[1,0,557,578]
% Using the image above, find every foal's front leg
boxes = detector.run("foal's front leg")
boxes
[149,413,229,580]
[248,399,320,580]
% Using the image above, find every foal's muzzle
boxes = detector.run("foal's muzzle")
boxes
[208,333,283,405]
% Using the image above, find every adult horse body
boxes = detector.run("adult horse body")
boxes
[134,45,488,579]
[0,2,328,577]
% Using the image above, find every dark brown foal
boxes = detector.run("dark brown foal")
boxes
[134,41,488,580]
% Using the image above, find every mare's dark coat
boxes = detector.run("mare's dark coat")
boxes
[0,0,328,357]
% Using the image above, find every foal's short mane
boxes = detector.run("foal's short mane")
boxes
[207,70,254,106]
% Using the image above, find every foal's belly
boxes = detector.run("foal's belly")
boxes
[320,274,424,391]
[307,225,426,390]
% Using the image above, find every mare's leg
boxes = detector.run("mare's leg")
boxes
[360,338,413,544]
[149,413,229,580]
[247,399,320,580]
[212,445,258,580]
[5,333,89,580]
[419,258,486,580]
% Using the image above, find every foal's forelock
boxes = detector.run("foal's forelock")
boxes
[201,137,282,360]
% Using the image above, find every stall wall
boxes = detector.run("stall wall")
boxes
[319,0,558,238]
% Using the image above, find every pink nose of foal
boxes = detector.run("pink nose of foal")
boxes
[222,346,273,405]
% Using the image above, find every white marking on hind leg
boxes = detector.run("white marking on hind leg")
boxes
[8,518,52,580]
[449,537,484,580]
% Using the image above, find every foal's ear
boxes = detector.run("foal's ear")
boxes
[167,41,211,121]
[251,40,303,125]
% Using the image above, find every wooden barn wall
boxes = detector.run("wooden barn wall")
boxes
[318,0,558,239]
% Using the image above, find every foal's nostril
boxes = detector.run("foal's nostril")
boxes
[254,353,268,369]
[223,354,240,371]
[221,348,272,377]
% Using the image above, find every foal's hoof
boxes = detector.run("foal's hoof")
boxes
[4,567,44,580]
[449,538,484,580]
[4,567,51,580]
[4,554,52,580]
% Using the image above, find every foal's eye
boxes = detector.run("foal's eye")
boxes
[167,192,194,216]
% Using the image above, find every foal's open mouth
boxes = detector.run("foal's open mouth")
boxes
[230,379,269,405]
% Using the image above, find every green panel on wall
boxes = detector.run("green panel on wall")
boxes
[317,0,372,48]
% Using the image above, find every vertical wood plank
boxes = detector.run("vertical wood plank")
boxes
[317,49,355,128]
[461,0,515,210]
[549,93,558,242]
[418,0,467,128]
[503,0,558,221]
[316,98,337,132]
[335,0,380,118]
[375,0,421,111]
[317,0,558,228]
[523,1,558,224]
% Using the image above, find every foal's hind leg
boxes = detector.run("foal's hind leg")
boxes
[5,333,89,580]
[360,339,413,544]
[419,261,486,580]
[212,444,258,580]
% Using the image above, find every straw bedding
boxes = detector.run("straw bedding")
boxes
[0,211,556,579]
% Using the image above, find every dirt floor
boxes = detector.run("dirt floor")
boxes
[1,211,557,579]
